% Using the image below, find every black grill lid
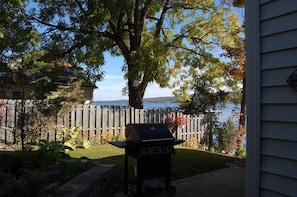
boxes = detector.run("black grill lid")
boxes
[125,123,174,143]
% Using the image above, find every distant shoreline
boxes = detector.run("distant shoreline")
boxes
[94,96,176,103]
[93,100,179,109]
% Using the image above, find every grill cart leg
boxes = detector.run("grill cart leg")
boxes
[166,186,177,197]
[136,159,144,196]
[165,175,171,190]
[136,177,144,196]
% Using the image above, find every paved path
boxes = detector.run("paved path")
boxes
[116,165,245,197]
[172,165,245,197]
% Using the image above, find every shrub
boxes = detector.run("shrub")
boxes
[215,118,237,155]
[0,149,87,196]
[236,148,246,159]
[89,134,101,146]
[184,138,198,148]
[56,126,91,150]
[28,139,72,159]
[114,134,126,141]
[0,150,62,178]
[100,131,114,144]
[29,139,64,151]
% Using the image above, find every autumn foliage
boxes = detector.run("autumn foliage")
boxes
[0,99,8,115]
[221,11,246,153]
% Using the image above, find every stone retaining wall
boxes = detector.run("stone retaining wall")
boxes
[54,164,115,197]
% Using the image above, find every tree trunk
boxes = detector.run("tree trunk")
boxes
[235,77,246,154]
[128,79,147,109]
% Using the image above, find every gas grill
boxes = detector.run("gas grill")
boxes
[109,123,184,196]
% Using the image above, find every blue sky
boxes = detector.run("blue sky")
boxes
[93,53,174,101]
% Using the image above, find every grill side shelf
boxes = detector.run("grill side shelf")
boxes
[108,141,127,148]
[109,139,184,149]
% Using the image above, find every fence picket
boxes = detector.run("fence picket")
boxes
[114,106,120,136]
[89,105,96,140]
[119,107,124,135]
[102,106,108,133]
[82,104,90,137]
[76,104,82,127]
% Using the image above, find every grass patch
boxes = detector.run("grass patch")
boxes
[68,144,125,159]
[171,147,234,179]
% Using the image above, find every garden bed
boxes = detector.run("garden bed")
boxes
[0,150,97,196]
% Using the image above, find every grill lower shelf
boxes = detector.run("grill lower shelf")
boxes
[125,152,173,196]
[133,154,172,179]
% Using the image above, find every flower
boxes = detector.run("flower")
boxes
[0,99,8,115]
[175,115,189,126]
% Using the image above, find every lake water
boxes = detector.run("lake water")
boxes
[93,101,179,109]
[93,101,239,123]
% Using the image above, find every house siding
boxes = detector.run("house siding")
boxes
[246,0,297,196]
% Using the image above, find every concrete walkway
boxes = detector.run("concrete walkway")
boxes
[116,164,245,197]
[172,165,245,197]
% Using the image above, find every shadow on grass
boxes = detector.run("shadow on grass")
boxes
[93,148,237,193]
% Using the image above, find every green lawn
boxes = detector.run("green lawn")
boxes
[68,144,236,192]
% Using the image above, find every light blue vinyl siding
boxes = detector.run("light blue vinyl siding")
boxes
[246,0,297,196]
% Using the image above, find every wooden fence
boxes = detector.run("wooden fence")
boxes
[0,99,212,145]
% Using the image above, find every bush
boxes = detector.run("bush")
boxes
[0,149,92,196]
[100,131,114,144]
[0,150,62,176]
[114,134,126,141]
[184,138,198,148]
[236,148,246,159]
[56,126,91,150]
[215,118,237,154]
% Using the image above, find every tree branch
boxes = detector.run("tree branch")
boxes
[169,3,211,10]
[155,0,171,37]
[74,0,88,18]
[30,17,72,31]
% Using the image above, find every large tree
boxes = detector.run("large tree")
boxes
[0,0,40,61]
[27,0,238,108]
